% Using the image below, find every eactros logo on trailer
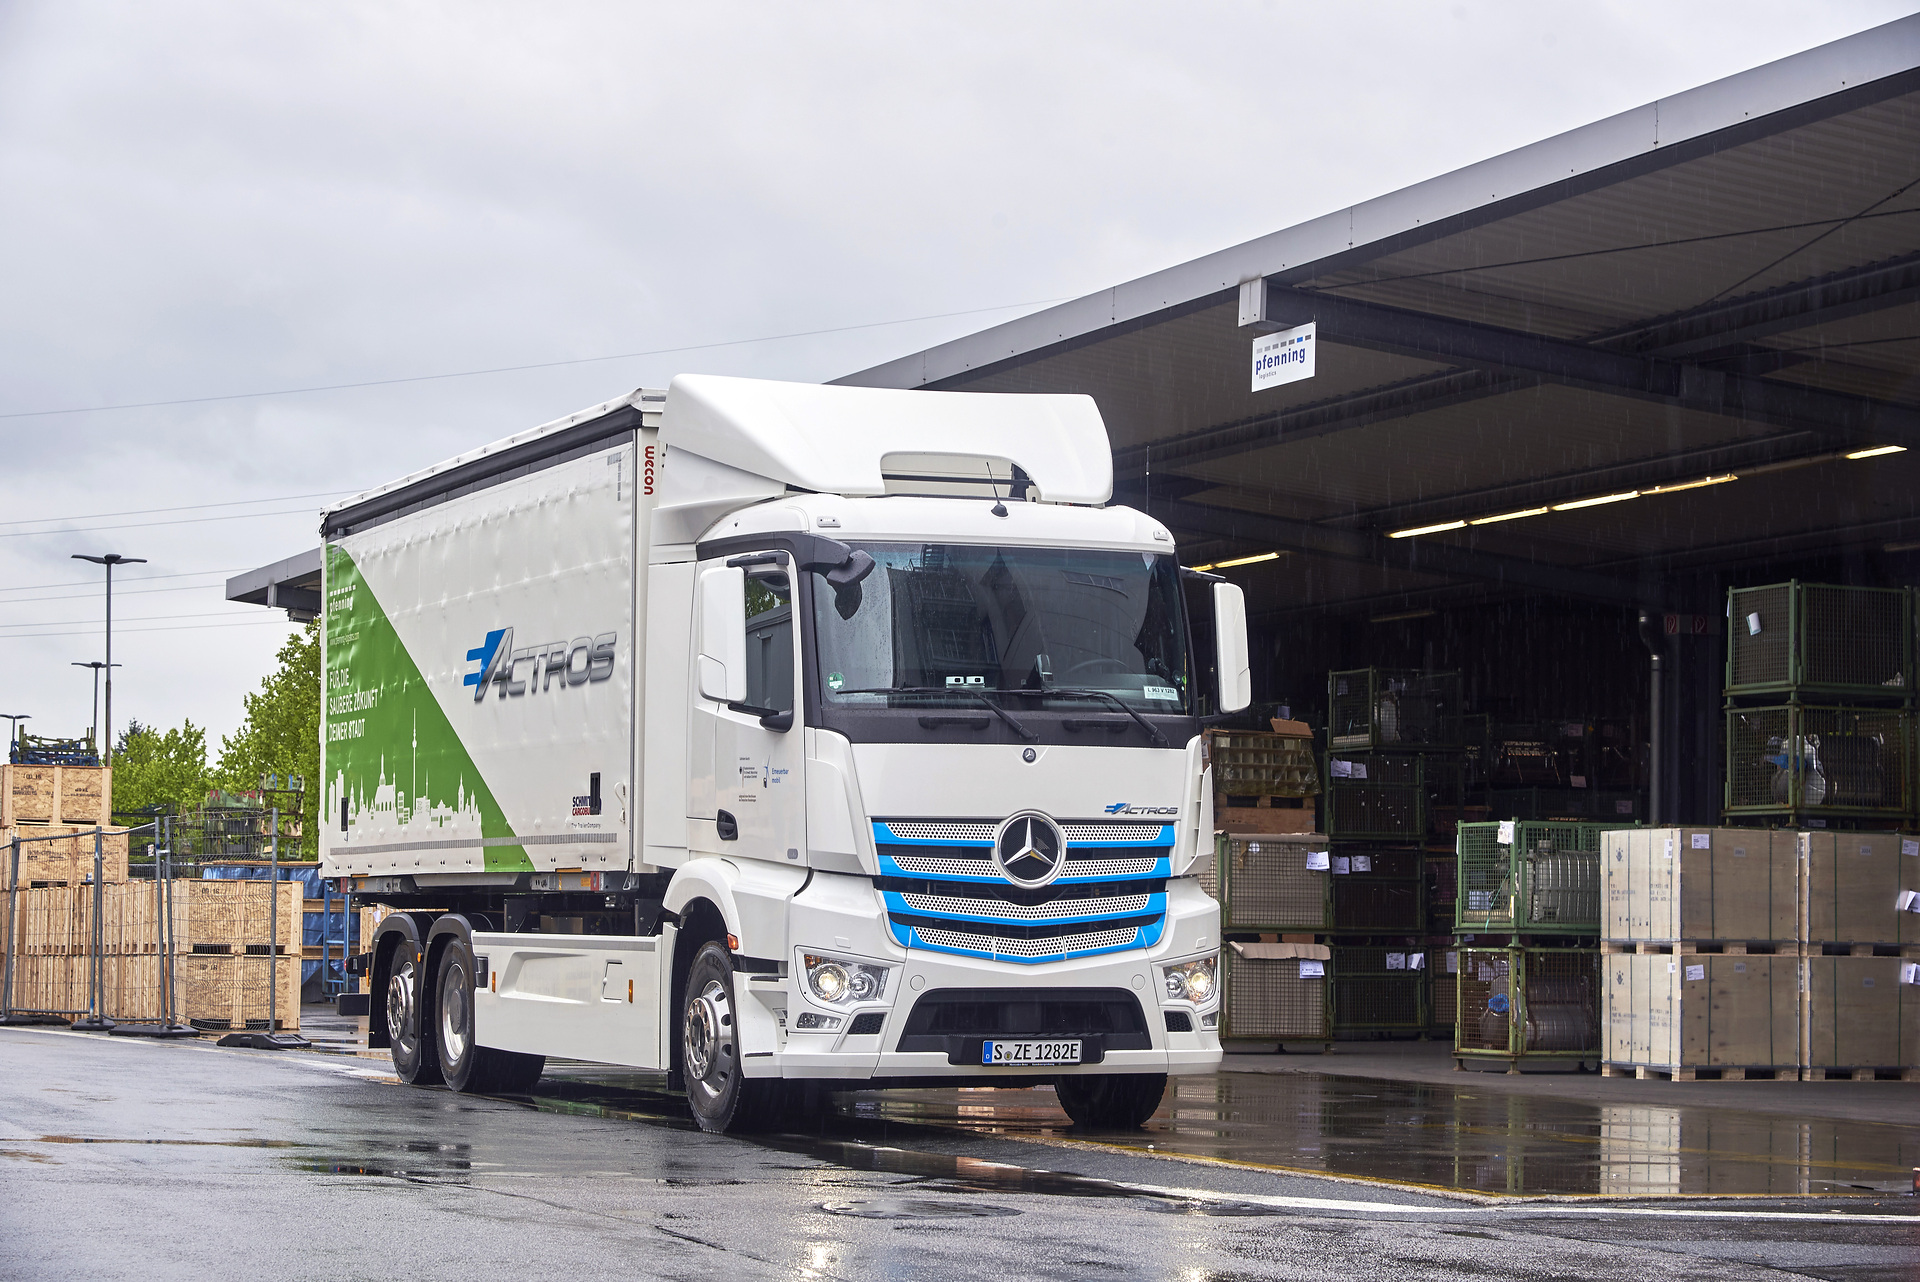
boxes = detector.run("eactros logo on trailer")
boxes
[463,628,616,702]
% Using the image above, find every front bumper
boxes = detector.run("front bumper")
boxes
[752,872,1222,1080]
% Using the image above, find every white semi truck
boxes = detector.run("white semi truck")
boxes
[329,375,1249,1131]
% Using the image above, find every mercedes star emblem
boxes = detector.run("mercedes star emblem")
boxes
[993,812,1065,887]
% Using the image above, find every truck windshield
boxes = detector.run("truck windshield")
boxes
[811,543,1192,714]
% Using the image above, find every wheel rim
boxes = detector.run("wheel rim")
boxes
[387,957,417,1052]
[440,960,470,1065]
[683,979,731,1094]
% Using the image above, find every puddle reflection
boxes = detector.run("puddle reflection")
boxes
[844,1075,1920,1197]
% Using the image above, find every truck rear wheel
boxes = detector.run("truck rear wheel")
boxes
[385,947,442,1086]
[681,942,783,1133]
[1054,1073,1167,1130]
[434,936,545,1095]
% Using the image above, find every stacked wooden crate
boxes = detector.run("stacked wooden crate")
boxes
[2,876,301,1029]
[2,764,128,887]
[1601,827,1920,1080]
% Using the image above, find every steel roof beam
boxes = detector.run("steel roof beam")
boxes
[1148,496,1661,608]
[1597,250,1920,359]
[1257,284,1920,449]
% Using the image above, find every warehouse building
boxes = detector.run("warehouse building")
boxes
[835,14,1920,833]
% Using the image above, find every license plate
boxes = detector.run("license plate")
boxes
[982,1039,1082,1065]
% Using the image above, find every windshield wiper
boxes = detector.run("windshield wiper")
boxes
[1023,687,1170,748]
[830,686,1037,741]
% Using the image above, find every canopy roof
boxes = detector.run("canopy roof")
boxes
[839,15,1920,616]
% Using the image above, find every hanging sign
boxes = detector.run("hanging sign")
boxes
[1251,322,1316,391]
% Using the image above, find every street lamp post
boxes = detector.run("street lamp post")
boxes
[70,554,144,767]
[70,662,119,759]
[0,714,27,763]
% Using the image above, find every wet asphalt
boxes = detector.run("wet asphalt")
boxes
[2,1026,1917,1282]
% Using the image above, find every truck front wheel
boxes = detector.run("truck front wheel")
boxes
[1054,1073,1167,1130]
[681,942,782,1133]
[434,937,544,1095]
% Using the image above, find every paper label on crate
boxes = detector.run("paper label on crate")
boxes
[1615,800,1634,815]
[1897,889,1920,913]
[1331,856,1350,875]
[1903,839,1919,857]
[1900,962,1920,986]
[1329,758,1366,779]
[1497,820,1516,845]
[1305,850,1330,871]
[1350,854,1372,873]
[1733,961,1747,973]
[1571,775,1588,789]
[1684,964,1705,982]
[1807,818,1827,828]
[1446,951,1459,973]
[1667,961,1677,974]
[1732,846,1747,858]
[1299,959,1325,979]
[1863,976,1875,988]
[1410,952,1425,970]
[1663,837,1674,859]
[1747,612,1762,635]
[1385,952,1407,970]
[1691,833,1711,849]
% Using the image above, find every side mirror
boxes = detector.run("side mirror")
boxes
[1212,582,1251,713]
[697,566,747,703]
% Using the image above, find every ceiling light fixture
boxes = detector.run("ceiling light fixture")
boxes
[1209,551,1283,570]
[1645,473,1737,494]
[1468,506,1551,526]
[1551,490,1641,511]
[1845,445,1907,460]
[1387,520,1468,540]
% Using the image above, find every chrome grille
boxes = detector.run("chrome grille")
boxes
[899,892,1153,920]
[885,853,1161,879]
[910,923,1143,957]
[877,820,1166,844]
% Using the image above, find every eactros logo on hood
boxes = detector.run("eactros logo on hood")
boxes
[1104,802,1179,816]
[464,628,616,702]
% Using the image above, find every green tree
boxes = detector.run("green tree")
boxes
[216,621,320,854]
[112,719,212,818]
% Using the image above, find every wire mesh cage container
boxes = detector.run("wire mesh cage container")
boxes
[1454,946,1600,1069]
[1331,872,1424,932]
[1218,833,1330,931]
[1331,944,1428,1035]
[1425,856,1458,925]
[1725,582,1912,699]
[1328,669,1464,752]
[1324,752,1425,840]
[1209,729,1321,799]
[1429,943,1460,1036]
[1724,703,1911,822]
[1221,942,1331,1046]
[1487,788,1643,823]
[1454,821,1607,934]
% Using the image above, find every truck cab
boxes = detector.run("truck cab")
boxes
[318,375,1248,1131]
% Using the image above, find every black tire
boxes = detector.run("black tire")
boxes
[434,936,545,1094]
[385,944,442,1086]
[681,941,784,1133]
[1054,1073,1168,1130]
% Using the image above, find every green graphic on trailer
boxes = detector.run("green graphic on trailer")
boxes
[324,544,531,870]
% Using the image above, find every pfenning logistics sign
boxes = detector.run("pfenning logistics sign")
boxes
[1250,322,1316,391]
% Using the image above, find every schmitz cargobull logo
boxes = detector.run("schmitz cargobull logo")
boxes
[464,628,617,702]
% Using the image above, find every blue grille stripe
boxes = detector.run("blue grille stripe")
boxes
[891,918,1168,965]
[872,821,1175,848]
[882,889,1166,928]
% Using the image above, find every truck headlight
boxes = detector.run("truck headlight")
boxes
[1162,956,1217,1004]
[803,954,889,1005]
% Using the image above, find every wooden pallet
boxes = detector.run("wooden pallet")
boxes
[1600,1063,1799,1081]
[1599,940,1795,955]
[1,825,131,888]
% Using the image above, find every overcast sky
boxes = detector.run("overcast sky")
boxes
[1,0,1913,752]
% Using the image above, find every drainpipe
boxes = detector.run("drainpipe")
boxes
[1637,609,1663,827]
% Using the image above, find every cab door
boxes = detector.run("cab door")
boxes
[690,552,806,864]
